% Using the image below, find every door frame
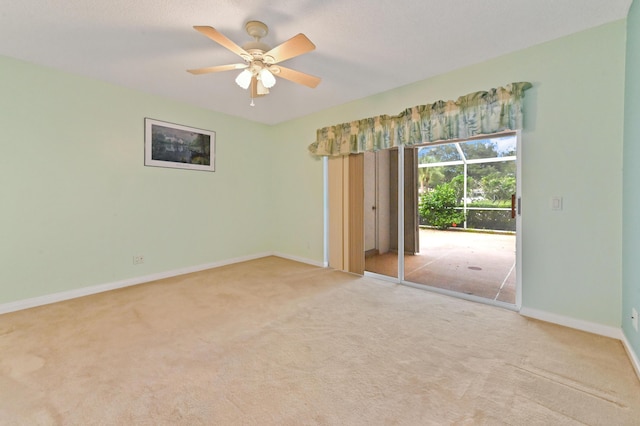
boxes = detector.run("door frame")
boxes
[364,151,378,255]
[394,131,522,311]
[325,130,522,311]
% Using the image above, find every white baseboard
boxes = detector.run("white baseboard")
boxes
[519,306,623,340]
[272,252,327,268]
[621,333,640,382]
[0,252,274,315]
[519,306,640,381]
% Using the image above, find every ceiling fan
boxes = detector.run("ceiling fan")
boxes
[187,21,321,104]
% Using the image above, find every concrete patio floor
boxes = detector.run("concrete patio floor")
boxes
[365,228,516,304]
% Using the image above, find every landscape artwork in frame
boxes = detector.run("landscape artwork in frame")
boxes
[144,118,215,172]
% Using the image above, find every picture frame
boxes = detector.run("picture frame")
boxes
[144,118,215,172]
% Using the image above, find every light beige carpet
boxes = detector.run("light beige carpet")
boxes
[1,256,639,425]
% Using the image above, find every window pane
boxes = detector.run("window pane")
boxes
[418,144,461,164]
[460,136,516,160]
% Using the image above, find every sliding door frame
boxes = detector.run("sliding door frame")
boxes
[325,130,522,311]
[392,131,522,311]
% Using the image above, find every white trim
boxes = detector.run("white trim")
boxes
[519,307,623,340]
[515,130,523,309]
[1,252,274,315]
[323,156,329,267]
[520,307,640,379]
[621,333,640,382]
[272,252,326,268]
[398,146,405,281]
[0,252,327,315]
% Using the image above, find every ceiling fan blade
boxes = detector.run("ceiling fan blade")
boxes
[193,26,251,59]
[263,33,315,64]
[187,63,248,75]
[274,66,321,88]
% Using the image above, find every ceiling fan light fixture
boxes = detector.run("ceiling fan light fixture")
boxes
[235,69,252,89]
[259,68,276,88]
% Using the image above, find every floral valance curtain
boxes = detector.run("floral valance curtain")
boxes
[308,82,532,157]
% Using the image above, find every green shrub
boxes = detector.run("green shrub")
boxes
[419,183,465,229]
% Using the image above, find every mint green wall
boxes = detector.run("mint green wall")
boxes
[623,2,640,352]
[274,21,627,327]
[267,118,325,262]
[0,56,273,304]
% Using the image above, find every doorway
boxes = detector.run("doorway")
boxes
[363,151,377,257]
[364,134,519,306]
[363,147,419,278]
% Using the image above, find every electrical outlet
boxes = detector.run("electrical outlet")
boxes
[632,308,638,332]
[133,255,144,265]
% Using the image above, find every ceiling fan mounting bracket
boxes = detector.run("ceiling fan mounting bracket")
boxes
[242,21,271,62]
[245,21,268,40]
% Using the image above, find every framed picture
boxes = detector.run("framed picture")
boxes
[144,118,215,172]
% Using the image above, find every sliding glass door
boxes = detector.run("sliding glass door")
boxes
[363,149,398,278]
[363,134,519,306]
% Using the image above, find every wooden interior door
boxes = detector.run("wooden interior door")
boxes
[327,154,364,275]
[348,154,365,274]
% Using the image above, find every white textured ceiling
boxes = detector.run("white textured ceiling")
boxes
[0,0,632,124]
